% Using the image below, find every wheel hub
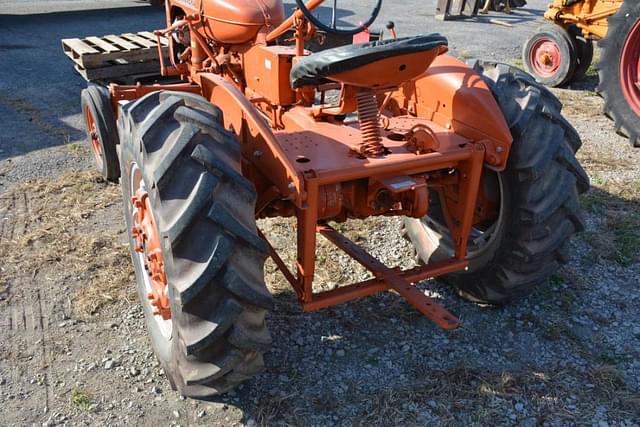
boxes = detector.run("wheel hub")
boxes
[620,20,640,116]
[530,38,561,78]
[84,107,104,170]
[131,185,171,320]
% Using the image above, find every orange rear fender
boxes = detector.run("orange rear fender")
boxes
[390,55,512,170]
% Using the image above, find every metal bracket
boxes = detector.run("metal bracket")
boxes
[316,224,460,329]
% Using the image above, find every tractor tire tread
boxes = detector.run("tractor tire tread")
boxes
[117,91,272,398]
[406,61,588,305]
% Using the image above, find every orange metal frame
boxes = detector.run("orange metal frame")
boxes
[544,0,622,39]
[110,0,514,329]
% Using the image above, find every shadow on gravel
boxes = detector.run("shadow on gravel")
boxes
[568,74,599,92]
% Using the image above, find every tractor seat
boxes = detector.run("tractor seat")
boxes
[290,34,448,89]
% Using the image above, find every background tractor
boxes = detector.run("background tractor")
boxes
[76,0,588,397]
[522,0,640,146]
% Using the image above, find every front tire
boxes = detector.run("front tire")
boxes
[404,62,589,305]
[81,84,120,181]
[118,91,273,398]
[523,25,576,88]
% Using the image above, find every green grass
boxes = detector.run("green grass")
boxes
[609,215,640,266]
[65,141,84,156]
[70,388,93,411]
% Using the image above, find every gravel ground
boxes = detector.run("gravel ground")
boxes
[1,1,639,426]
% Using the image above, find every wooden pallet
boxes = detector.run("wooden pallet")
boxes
[61,31,170,81]
[435,0,480,20]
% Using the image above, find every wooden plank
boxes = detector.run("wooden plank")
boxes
[451,0,465,15]
[462,0,479,16]
[75,61,162,81]
[85,36,120,53]
[435,0,453,20]
[61,38,99,56]
[139,31,169,46]
[103,34,140,51]
[122,33,157,48]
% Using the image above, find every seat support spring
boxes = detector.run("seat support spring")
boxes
[356,89,384,157]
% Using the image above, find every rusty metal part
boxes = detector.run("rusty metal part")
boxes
[317,224,460,329]
[356,88,384,157]
[130,180,170,320]
[266,0,324,43]
[405,123,440,154]
[83,106,104,170]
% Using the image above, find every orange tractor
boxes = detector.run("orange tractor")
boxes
[522,0,640,146]
[79,0,588,397]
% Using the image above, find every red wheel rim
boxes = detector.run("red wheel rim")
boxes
[620,20,640,116]
[130,165,171,321]
[529,37,562,78]
[84,106,104,170]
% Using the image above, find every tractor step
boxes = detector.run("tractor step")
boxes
[61,32,169,81]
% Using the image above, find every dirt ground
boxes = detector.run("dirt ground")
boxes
[1,1,639,426]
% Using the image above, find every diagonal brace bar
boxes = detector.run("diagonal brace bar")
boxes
[317,224,460,329]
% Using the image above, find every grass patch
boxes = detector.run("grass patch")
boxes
[0,171,134,318]
[70,388,93,411]
[542,322,571,341]
[65,141,85,157]
[354,366,640,425]
[609,215,640,265]
[585,48,601,77]
[577,170,640,265]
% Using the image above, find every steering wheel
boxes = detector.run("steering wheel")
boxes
[294,0,383,36]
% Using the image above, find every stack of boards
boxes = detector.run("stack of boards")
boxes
[61,31,169,81]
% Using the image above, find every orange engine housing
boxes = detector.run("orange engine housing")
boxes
[200,0,285,44]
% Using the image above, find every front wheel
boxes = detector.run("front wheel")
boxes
[80,84,120,181]
[404,62,589,305]
[118,91,273,398]
[522,25,576,87]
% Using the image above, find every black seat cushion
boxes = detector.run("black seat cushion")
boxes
[290,34,448,89]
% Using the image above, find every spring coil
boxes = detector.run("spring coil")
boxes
[356,89,384,157]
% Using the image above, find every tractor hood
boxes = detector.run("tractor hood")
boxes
[202,0,285,44]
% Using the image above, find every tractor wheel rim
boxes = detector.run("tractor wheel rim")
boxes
[529,37,562,78]
[84,107,104,170]
[422,171,504,260]
[130,163,172,339]
[620,19,640,116]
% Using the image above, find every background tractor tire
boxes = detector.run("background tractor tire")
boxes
[404,61,589,305]
[118,91,273,398]
[567,25,594,84]
[598,0,640,146]
[523,25,577,87]
[81,84,120,181]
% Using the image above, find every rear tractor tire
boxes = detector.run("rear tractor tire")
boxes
[522,25,577,87]
[598,0,640,146]
[404,61,589,305]
[81,84,120,181]
[118,91,273,398]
